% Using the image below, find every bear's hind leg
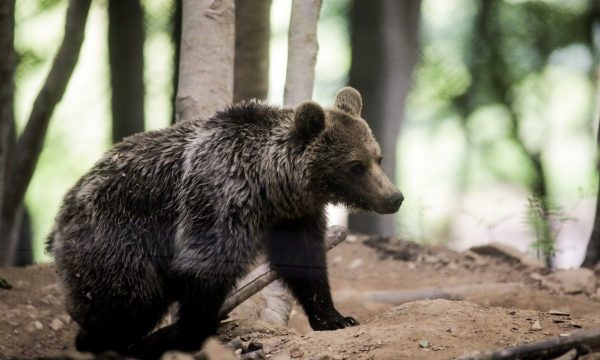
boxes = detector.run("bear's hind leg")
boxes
[73,297,169,355]
[125,281,231,359]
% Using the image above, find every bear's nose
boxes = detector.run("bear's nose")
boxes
[387,192,404,210]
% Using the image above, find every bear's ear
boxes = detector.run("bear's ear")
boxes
[294,101,326,139]
[335,87,362,117]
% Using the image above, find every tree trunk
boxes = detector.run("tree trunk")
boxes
[233,0,271,103]
[0,0,92,266]
[583,111,600,268]
[258,0,323,327]
[581,4,600,269]
[171,0,182,124]
[108,0,145,142]
[0,0,16,261]
[283,0,322,106]
[14,209,33,267]
[175,0,235,122]
[348,0,421,237]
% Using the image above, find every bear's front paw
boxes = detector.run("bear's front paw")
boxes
[309,313,359,331]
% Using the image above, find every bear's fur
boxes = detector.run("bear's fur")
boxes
[47,87,403,358]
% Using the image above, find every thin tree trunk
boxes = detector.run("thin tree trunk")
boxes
[0,0,92,266]
[348,0,421,237]
[0,0,16,258]
[175,0,235,122]
[581,2,600,268]
[259,0,323,327]
[283,0,322,106]
[108,0,145,142]
[170,0,182,124]
[233,0,271,103]
[583,111,600,268]
[14,209,33,267]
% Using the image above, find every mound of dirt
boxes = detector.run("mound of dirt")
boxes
[1,237,600,359]
[260,299,592,359]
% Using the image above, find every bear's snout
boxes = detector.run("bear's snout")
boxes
[387,192,404,211]
[373,191,403,214]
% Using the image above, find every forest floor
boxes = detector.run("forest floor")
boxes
[2,236,600,359]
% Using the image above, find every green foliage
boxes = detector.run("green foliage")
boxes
[526,196,575,267]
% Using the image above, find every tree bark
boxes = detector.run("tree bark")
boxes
[175,0,235,122]
[14,209,33,267]
[0,0,92,266]
[0,0,15,257]
[257,0,323,327]
[283,0,322,106]
[581,4,600,268]
[233,0,271,103]
[348,0,421,236]
[108,0,145,143]
[170,0,182,124]
[583,111,600,268]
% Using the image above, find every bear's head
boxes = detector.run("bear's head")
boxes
[293,87,404,214]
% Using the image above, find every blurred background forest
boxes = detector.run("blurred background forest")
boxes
[3,0,600,269]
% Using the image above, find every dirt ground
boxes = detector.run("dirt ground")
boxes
[2,236,600,359]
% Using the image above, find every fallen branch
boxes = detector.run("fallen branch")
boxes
[219,225,347,318]
[456,328,600,360]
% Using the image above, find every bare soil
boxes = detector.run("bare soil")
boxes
[1,237,600,359]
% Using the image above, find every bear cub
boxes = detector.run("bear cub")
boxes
[47,87,403,358]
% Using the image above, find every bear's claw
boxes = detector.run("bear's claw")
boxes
[309,313,360,331]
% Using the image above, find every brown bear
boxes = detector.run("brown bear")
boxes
[46,87,403,358]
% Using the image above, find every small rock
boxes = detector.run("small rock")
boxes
[58,314,72,324]
[545,269,596,295]
[463,250,488,266]
[570,322,583,328]
[33,320,43,330]
[469,243,544,269]
[315,353,338,360]
[15,280,29,289]
[226,337,243,351]
[345,235,358,244]
[290,346,304,358]
[201,337,237,360]
[0,278,12,290]
[50,318,64,331]
[531,319,542,331]
[348,258,363,269]
[549,310,570,317]
[529,272,544,282]
[446,262,459,271]
[161,351,195,360]
[418,340,429,349]
[41,294,60,305]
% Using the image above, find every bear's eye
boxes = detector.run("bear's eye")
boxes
[350,162,366,175]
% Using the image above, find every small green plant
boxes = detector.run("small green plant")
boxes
[526,196,574,268]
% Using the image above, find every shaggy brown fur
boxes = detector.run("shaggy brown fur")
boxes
[47,87,403,358]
